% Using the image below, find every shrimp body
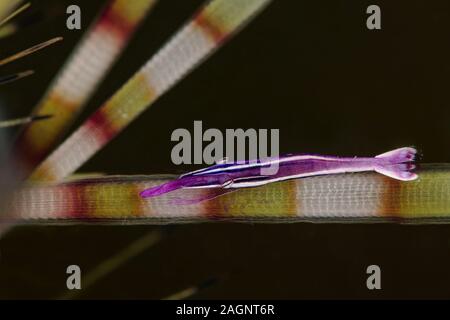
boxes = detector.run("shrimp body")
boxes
[140,148,418,202]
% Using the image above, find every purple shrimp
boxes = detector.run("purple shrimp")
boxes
[140,147,418,203]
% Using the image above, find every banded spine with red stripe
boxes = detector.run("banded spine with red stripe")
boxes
[15,0,157,172]
[30,0,272,182]
[7,166,450,223]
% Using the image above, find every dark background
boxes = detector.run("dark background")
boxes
[1,0,450,299]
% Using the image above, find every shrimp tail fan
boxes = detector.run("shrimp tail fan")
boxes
[374,147,418,181]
